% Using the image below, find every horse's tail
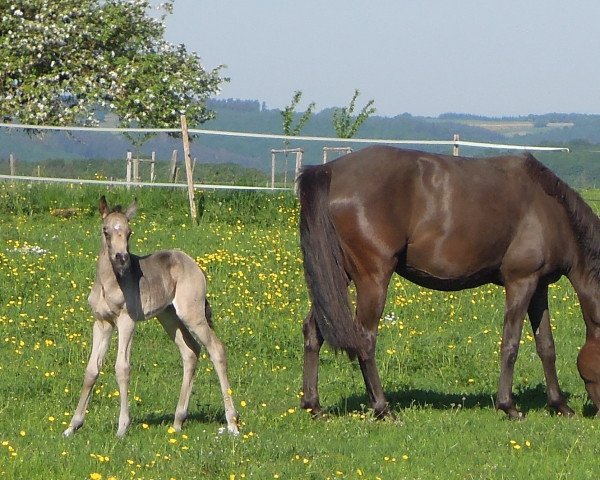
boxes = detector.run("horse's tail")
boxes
[297,165,367,358]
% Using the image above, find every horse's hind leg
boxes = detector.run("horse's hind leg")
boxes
[63,319,114,437]
[175,299,239,435]
[354,274,392,418]
[158,308,201,431]
[300,307,324,416]
[528,285,574,416]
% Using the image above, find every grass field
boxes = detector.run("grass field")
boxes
[0,184,599,480]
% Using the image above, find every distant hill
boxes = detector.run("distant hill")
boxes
[2,99,600,186]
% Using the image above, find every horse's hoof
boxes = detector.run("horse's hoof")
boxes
[554,404,576,417]
[508,410,525,421]
[374,408,395,421]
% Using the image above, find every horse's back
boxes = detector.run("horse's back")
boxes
[310,146,575,289]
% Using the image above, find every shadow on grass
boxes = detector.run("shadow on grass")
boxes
[327,383,583,417]
[138,405,226,428]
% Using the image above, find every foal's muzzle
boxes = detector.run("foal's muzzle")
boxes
[112,252,131,275]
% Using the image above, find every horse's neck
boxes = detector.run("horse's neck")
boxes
[568,265,600,338]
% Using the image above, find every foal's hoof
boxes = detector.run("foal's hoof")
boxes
[218,425,240,436]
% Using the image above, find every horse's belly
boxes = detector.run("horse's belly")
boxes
[402,241,502,290]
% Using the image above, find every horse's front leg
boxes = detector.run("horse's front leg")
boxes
[528,285,574,416]
[497,279,537,419]
[115,314,136,437]
[64,319,114,436]
[300,308,324,416]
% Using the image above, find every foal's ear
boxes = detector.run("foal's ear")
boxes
[99,195,110,218]
[125,198,138,220]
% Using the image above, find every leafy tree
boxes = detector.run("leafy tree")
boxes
[333,89,376,138]
[0,0,225,128]
[280,90,315,146]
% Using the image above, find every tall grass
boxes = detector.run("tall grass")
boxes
[0,183,598,479]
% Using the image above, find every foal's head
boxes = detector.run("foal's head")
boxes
[99,195,138,277]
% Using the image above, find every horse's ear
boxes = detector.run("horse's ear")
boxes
[99,195,110,218]
[125,198,138,220]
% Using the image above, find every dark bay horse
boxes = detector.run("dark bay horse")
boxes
[64,196,239,437]
[298,145,600,419]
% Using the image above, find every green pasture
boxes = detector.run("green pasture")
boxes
[1,184,599,479]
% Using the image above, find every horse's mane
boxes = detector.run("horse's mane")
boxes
[524,153,600,278]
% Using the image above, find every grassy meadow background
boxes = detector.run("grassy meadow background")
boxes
[1,183,599,479]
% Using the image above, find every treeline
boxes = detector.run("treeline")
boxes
[3,99,600,187]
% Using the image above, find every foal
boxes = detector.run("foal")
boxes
[63,196,239,437]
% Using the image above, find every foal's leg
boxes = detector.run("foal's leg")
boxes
[528,285,574,416]
[496,278,537,419]
[300,308,324,415]
[157,309,200,431]
[175,299,239,435]
[63,319,114,437]
[114,314,136,437]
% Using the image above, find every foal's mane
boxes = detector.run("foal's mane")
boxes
[524,153,600,278]
[109,205,125,214]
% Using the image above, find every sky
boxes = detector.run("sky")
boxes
[162,0,600,118]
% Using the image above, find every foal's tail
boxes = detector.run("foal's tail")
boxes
[297,165,366,358]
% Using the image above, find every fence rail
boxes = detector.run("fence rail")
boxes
[1,120,571,217]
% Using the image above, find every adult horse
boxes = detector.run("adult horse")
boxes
[297,145,600,419]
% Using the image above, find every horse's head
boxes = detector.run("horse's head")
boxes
[99,195,137,277]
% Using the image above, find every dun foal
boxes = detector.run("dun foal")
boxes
[64,196,239,437]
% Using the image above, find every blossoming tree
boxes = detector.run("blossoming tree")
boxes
[0,0,225,128]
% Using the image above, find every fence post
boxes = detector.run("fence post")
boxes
[271,150,276,188]
[169,149,178,183]
[295,150,303,175]
[453,134,460,156]
[126,151,132,190]
[9,154,16,176]
[133,157,140,183]
[180,115,198,225]
[150,151,156,182]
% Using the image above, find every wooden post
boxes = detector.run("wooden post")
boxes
[169,149,178,183]
[37,165,41,177]
[271,150,276,188]
[150,151,156,182]
[133,157,140,183]
[126,151,132,190]
[295,150,303,178]
[453,134,460,156]
[180,115,197,225]
[9,154,16,176]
